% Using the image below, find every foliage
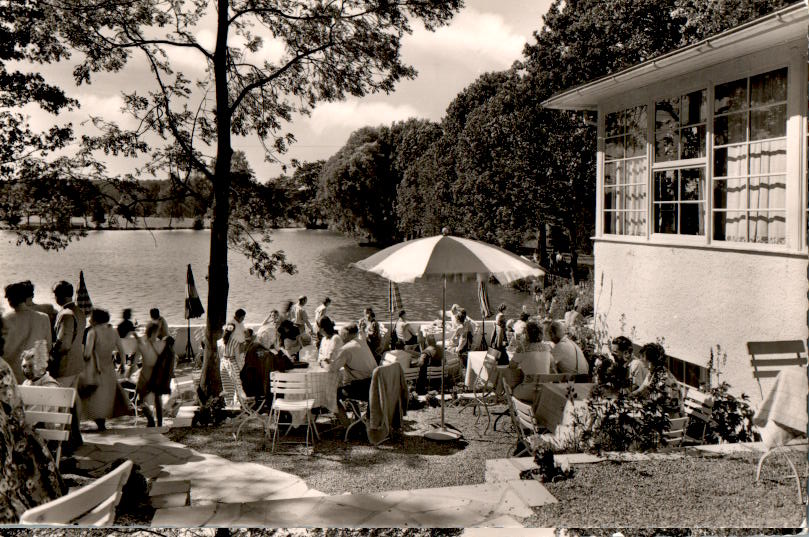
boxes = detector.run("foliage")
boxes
[574,382,672,453]
[519,447,575,483]
[703,382,758,444]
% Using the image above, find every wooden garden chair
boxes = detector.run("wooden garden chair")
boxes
[747,340,807,399]
[222,357,268,441]
[18,385,76,466]
[20,460,133,526]
[682,387,715,444]
[502,379,543,457]
[268,371,318,454]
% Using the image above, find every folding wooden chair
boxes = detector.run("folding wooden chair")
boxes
[747,340,807,399]
[682,387,715,444]
[502,379,542,457]
[219,358,238,408]
[457,352,499,433]
[20,460,132,526]
[402,366,420,390]
[18,385,76,465]
[268,372,318,454]
[664,416,688,447]
[222,357,268,440]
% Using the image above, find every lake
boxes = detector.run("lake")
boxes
[0,229,536,326]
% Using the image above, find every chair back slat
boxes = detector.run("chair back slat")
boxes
[270,372,311,396]
[18,386,75,407]
[747,339,807,398]
[35,429,72,442]
[751,358,806,369]
[25,411,72,425]
[74,493,121,525]
[665,416,688,446]
[18,386,76,465]
[19,460,132,526]
[747,340,807,355]
[403,367,420,382]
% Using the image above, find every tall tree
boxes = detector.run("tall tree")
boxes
[49,0,462,400]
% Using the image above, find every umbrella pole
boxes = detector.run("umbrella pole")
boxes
[186,318,193,364]
[440,274,446,428]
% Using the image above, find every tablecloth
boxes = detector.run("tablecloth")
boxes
[533,382,595,432]
[286,366,339,426]
[753,366,808,448]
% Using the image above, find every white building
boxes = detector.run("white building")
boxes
[543,5,808,401]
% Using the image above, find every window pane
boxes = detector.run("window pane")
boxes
[626,211,646,236]
[749,139,786,175]
[604,162,618,186]
[749,211,786,244]
[750,104,786,140]
[604,211,618,234]
[606,111,623,137]
[749,175,786,210]
[625,106,647,137]
[627,183,647,211]
[654,203,678,234]
[654,170,677,202]
[713,144,747,178]
[655,131,678,162]
[715,77,747,114]
[682,89,707,126]
[605,136,624,160]
[680,168,705,201]
[713,178,747,209]
[625,158,646,184]
[680,203,705,235]
[626,132,646,158]
[655,98,679,162]
[604,187,618,210]
[681,125,706,159]
[750,68,787,107]
[714,112,746,145]
[713,211,746,241]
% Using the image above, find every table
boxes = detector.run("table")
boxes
[753,366,808,448]
[285,366,339,426]
[381,350,418,371]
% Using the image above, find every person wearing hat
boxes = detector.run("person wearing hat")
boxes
[292,296,313,336]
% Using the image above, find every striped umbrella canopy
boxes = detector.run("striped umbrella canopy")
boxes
[76,270,93,316]
[388,281,403,314]
[354,230,543,439]
[354,232,544,284]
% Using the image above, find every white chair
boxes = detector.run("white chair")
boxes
[457,352,499,433]
[20,460,133,526]
[268,372,319,454]
[18,385,76,465]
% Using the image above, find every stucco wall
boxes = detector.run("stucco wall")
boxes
[594,239,807,403]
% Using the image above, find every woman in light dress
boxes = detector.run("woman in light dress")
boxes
[135,322,176,427]
[81,308,132,431]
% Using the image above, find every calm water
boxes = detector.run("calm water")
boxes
[0,229,534,325]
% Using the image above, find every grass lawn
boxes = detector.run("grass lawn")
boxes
[528,452,807,527]
[166,401,514,494]
[166,402,807,527]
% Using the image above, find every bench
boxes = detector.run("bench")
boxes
[19,460,133,526]
[18,385,76,465]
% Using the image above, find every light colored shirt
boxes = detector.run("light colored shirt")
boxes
[395,319,417,343]
[329,338,376,385]
[231,319,246,344]
[628,358,649,389]
[1,307,53,383]
[511,347,552,375]
[453,318,474,352]
[314,304,328,325]
[256,322,277,349]
[293,304,311,333]
[318,334,344,365]
[550,336,588,375]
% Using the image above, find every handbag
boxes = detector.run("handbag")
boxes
[77,351,101,397]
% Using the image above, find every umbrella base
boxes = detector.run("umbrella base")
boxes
[422,422,463,441]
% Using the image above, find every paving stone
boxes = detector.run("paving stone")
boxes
[150,492,191,509]
[150,479,191,497]
[152,503,216,527]
[507,479,557,507]
[172,416,194,428]
[554,453,604,465]
[475,514,524,528]
[485,459,525,483]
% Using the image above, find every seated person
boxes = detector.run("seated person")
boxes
[326,323,377,402]
[383,340,419,369]
[298,333,317,362]
[628,347,650,391]
[394,310,418,347]
[548,321,588,376]
[593,336,632,390]
[512,312,530,351]
[317,316,343,368]
[277,319,302,360]
[507,321,552,401]
[415,335,444,395]
[21,343,60,389]
[256,309,280,350]
[631,342,681,414]
[451,308,475,367]
[240,332,293,407]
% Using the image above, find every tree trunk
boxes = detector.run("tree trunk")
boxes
[198,0,232,402]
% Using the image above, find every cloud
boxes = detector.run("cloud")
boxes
[308,101,422,135]
[404,8,527,69]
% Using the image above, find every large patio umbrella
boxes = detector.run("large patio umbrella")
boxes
[184,264,205,361]
[354,228,544,440]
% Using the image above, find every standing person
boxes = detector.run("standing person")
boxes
[231,308,246,345]
[257,310,280,350]
[135,323,176,428]
[148,308,169,339]
[359,307,382,362]
[452,309,476,367]
[51,280,86,450]
[314,297,331,346]
[1,282,52,383]
[491,303,508,357]
[81,308,132,431]
[117,309,136,338]
[512,311,531,352]
[279,300,295,323]
[292,296,313,335]
[22,281,59,335]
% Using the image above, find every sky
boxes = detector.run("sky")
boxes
[24,0,554,181]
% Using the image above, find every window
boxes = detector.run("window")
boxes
[712,68,787,245]
[603,106,647,236]
[653,90,707,236]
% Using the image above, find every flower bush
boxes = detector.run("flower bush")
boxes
[703,382,758,443]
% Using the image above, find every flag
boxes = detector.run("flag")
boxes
[76,270,93,316]
[389,281,403,313]
[185,264,205,319]
[477,279,492,319]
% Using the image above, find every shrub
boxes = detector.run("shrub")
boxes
[703,382,758,444]
[519,447,575,482]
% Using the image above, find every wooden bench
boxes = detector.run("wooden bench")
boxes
[19,460,133,526]
[747,340,807,399]
[18,385,76,465]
